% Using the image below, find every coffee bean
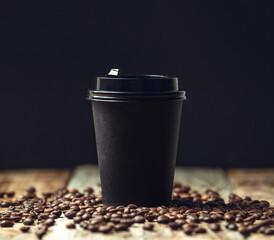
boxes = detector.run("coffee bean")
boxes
[238,226,250,236]
[66,222,76,229]
[208,223,220,231]
[65,210,76,219]
[84,187,94,194]
[23,217,34,225]
[119,218,134,225]
[43,218,55,226]
[142,223,154,231]
[134,215,145,223]
[35,229,46,239]
[169,222,181,230]
[1,201,12,208]
[226,223,237,230]
[244,216,255,222]
[26,187,36,193]
[194,227,206,233]
[156,215,170,224]
[0,220,14,227]
[80,221,88,229]
[98,225,112,233]
[264,228,274,235]
[20,226,30,232]
[6,192,15,198]
[81,213,91,220]
[224,213,235,221]
[10,215,21,222]
[115,223,129,231]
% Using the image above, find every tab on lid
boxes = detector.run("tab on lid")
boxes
[108,69,119,76]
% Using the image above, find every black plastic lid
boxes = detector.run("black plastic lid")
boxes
[88,69,186,101]
[96,72,178,92]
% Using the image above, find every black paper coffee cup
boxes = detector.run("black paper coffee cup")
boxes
[88,70,186,206]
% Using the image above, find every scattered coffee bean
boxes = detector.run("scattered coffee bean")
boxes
[0,184,273,239]
[98,225,112,233]
[134,215,145,223]
[26,187,36,193]
[65,210,77,219]
[264,228,274,235]
[115,223,129,231]
[208,223,220,231]
[143,223,154,231]
[23,217,34,225]
[156,215,170,224]
[35,229,46,239]
[0,220,14,227]
[194,227,207,233]
[20,226,30,232]
[6,192,15,198]
[66,222,76,229]
[169,222,181,230]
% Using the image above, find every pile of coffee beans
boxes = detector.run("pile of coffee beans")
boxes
[0,183,273,239]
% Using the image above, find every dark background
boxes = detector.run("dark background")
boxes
[1,1,273,169]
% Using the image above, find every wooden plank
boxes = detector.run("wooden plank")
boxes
[45,165,244,240]
[0,168,70,196]
[227,168,274,205]
[227,168,274,240]
[0,168,70,240]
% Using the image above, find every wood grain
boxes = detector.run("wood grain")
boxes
[0,168,70,240]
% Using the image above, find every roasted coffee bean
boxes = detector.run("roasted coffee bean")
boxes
[224,213,235,221]
[183,225,193,235]
[88,224,99,232]
[264,228,274,235]
[134,215,145,223]
[226,223,237,230]
[81,213,91,220]
[115,223,129,231]
[1,201,12,208]
[10,215,21,222]
[244,216,255,222]
[98,225,112,233]
[143,223,154,231]
[145,214,157,222]
[169,222,181,230]
[65,210,76,219]
[83,187,94,194]
[43,218,55,226]
[73,216,82,224]
[156,215,170,224]
[23,217,34,225]
[35,229,46,239]
[208,223,220,231]
[66,222,76,229]
[20,226,30,232]
[238,226,250,236]
[0,220,14,227]
[194,227,206,233]
[26,187,36,193]
[6,192,15,198]
[80,221,88,229]
[119,218,134,225]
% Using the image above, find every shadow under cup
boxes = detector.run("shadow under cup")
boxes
[88,74,186,206]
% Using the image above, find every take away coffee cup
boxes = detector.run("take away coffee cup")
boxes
[87,70,186,206]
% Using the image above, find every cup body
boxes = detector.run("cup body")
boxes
[92,98,183,206]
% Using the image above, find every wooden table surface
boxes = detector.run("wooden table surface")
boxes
[0,165,273,240]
